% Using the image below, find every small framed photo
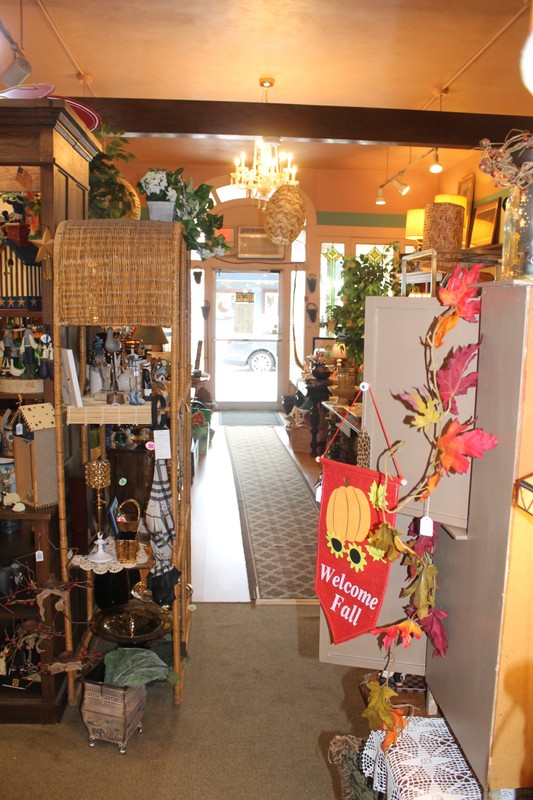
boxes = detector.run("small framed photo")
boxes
[457,173,475,246]
[312,337,335,362]
[470,199,501,247]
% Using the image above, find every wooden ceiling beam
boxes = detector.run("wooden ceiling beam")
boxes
[76,97,532,148]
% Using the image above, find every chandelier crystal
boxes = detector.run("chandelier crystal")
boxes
[231,137,299,202]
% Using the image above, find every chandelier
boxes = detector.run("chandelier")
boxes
[231,137,298,202]
[230,78,299,203]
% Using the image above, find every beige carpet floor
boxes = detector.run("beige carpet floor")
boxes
[3,603,370,800]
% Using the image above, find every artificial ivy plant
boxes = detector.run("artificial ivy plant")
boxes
[325,245,402,366]
[89,124,137,219]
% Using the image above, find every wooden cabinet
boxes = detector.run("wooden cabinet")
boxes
[0,506,68,723]
[0,100,99,404]
[52,219,192,707]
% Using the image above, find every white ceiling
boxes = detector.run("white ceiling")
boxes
[1,0,533,172]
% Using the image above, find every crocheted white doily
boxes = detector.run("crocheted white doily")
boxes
[361,716,482,800]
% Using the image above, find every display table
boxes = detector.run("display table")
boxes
[361,716,482,800]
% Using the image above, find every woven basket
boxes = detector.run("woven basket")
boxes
[116,498,141,534]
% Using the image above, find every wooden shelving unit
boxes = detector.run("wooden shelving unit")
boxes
[52,219,192,707]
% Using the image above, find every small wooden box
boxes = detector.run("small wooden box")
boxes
[14,429,58,508]
[81,676,147,753]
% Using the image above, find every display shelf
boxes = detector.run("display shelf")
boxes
[66,396,153,425]
[53,219,192,709]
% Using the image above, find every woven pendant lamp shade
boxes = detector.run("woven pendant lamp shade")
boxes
[264,185,306,245]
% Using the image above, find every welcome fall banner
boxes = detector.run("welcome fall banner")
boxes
[315,459,401,644]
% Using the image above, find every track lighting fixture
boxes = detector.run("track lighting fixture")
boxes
[0,21,32,89]
[376,147,443,203]
[429,149,443,174]
[393,177,410,196]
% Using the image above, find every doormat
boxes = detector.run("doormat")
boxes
[219,411,283,426]
[225,426,318,600]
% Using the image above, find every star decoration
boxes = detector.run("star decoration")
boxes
[34,227,54,262]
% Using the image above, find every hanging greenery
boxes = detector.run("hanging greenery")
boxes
[89,124,138,219]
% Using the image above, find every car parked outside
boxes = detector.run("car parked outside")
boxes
[222,337,278,372]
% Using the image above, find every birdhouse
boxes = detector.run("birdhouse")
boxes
[12,403,58,508]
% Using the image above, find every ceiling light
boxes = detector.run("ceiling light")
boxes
[375,187,386,205]
[231,78,299,202]
[393,177,410,196]
[429,149,443,174]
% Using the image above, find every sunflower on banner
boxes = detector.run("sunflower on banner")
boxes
[315,263,498,748]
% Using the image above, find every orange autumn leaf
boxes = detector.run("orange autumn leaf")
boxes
[438,264,482,322]
[420,470,443,500]
[438,419,498,475]
[372,618,422,649]
[433,311,459,347]
[382,707,409,751]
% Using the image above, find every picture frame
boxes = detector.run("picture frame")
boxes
[469,199,501,248]
[457,173,475,246]
[312,337,335,361]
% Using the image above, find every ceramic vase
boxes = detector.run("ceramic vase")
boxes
[146,200,175,222]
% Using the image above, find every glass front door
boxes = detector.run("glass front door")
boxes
[214,270,280,407]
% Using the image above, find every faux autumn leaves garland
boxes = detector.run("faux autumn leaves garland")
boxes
[361,263,498,747]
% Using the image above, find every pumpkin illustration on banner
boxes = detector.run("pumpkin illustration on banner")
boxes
[316,460,402,645]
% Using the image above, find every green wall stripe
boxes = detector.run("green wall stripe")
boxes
[316,211,406,227]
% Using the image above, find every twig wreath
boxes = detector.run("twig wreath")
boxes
[361,263,498,747]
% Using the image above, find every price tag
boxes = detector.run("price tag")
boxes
[35,549,44,562]
[15,423,23,436]
[419,515,434,537]
[154,428,172,460]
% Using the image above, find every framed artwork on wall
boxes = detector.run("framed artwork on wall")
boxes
[470,199,501,247]
[312,337,334,361]
[457,173,475,246]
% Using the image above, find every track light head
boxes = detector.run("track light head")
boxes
[429,149,443,174]
[393,177,410,196]
[0,54,32,88]
[375,187,386,205]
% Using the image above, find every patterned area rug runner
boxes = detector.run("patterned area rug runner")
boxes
[220,411,283,426]
[225,426,318,600]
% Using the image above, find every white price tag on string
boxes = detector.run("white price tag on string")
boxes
[419,515,434,537]
[154,429,171,460]
[35,549,44,562]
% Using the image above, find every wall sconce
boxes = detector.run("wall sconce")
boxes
[201,300,210,320]
[307,273,317,293]
[515,474,533,515]
[306,302,318,323]
[193,270,203,284]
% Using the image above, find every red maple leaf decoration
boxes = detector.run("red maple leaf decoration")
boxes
[406,604,449,658]
[436,342,480,414]
[438,264,482,322]
[372,619,422,649]
[437,419,498,474]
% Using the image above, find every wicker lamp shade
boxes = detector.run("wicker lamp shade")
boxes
[264,184,306,245]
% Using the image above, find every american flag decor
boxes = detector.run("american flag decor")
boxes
[0,248,41,311]
[15,167,33,190]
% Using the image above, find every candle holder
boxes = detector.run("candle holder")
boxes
[84,458,113,563]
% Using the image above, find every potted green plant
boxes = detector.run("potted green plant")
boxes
[324,245,401,368]
[89,125,138,219]
[137,168,230,260]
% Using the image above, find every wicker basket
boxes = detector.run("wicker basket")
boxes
[115,499,141,564]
